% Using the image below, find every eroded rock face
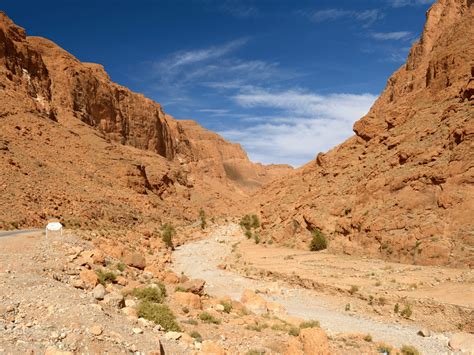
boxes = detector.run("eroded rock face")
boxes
[0,11,290,229]
[258,0,474,267]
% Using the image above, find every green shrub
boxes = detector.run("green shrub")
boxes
[137,301,181,331]
[299,320,320,329]
[182,306,189,314]
[161,223,176,249]
[288,326,300,336]
[189,330,202,342]
[175,285,186,292]
[364,334,372,342]
[244,229,253,239]
[253,233,260,244]
[349,285,359,295]
[246,350,265,355]
[96,269,116,285]
[133,285,166,303]
[401,345,420,355]
[251,214,260,228]
[199,312,221,324]
[199,208,207,230]
[240,215,252,230]
[116,262,126,272]
[246,323,268,332]
[309,229,327,251]
[271,323,288,332]
[220,301,232,313]
[183,318,198,325]
[394,303,400,313]
[400,304,412,318]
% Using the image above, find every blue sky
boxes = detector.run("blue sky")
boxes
[3,0,434,166]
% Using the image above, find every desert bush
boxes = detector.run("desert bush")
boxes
[246,323,268,332]
[133,285,166,303]
[96,269,116,285]
[245,229,253,239]
[199,208,207,230]
[288,326,300,336]
[183,318,198,325]
[246,350,265,355]
[253,233,260,244]
[394,303,400,313]
[175,285,186,292]
[299,320,320,329]
[116,262,126,272]
[401,345,420,355]
[251,214,260,228]
[240,214,252,230]
[271,323,288,332]
[137,301,180,331]
[220,300,232,313]
[364,334,373,342]
[400,304,412,318]
[309,229,327,251]
[189,330,202,342]
[161,223,176,250]
[349,285,359,295]
[199,312,221,324]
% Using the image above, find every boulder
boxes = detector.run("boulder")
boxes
[174,291,202,310]
[449,333,474,353]
[123,252,146,270]
[92,284,106,300]
[240,289,267,314]
[79,269,99,288]
[103,292,125,309]
[285,327,329,355]
[180,279,206,295]
[199,340,226,355]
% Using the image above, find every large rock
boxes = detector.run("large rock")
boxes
[199,340,226,355]
[256,0,474,268]
[102,292,125,309]
[449,333,474,353]
[240,289,267,314]
[79,269,99,288]
[173,291,202,310]
[92,284,106,300]
[123,252,146,270]
[285,327,329,355]
[179,279,206,295]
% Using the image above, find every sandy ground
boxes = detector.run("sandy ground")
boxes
[172,224,473,355]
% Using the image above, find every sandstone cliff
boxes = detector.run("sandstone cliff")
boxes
[0,12,290,229]
[257,0,474,267]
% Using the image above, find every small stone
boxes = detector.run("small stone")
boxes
[417,328,431,337]
[165,331,182,341]
[215,304,225,312]
[103,292,125,309]
[132,328,143,334]
[125,299,136,308]
[88,325,103,336]
[92,284,106,300]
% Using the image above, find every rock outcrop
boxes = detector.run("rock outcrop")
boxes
[258,0,474,267]
[0,11,290,229]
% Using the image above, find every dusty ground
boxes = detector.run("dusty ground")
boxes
[173,223,474,355]
[0,231,185,354]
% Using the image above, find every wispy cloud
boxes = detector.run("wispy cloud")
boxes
[301,8,385,27]
[370,31,412,40]
[388,0,434,7]
[219,0,259,18]
[218,87,377,166]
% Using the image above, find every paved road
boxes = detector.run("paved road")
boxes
[0,229,42,238]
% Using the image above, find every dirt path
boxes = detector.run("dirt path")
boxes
[172,224,455,355]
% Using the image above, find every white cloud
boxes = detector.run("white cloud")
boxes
[370,31,412,40]
[389,0,434,7]
[219,88,377,166]
[303,8,385,27]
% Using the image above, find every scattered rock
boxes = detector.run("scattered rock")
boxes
[165,331,182,341]
[417,328,431,337]
[102,292,125,309]
[123,252,146,270]
[199,340,226,355]
[241,289,267,314]
[180,279,206,295]
[88,324,103,336]
[449,333,474,353]
[79,269,99,288]
[174,291,202,310]
[92,284,106,300]
[132,327,143,334]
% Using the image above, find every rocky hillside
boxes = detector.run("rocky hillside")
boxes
[257,0,474,267]
[0,12,290,229]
